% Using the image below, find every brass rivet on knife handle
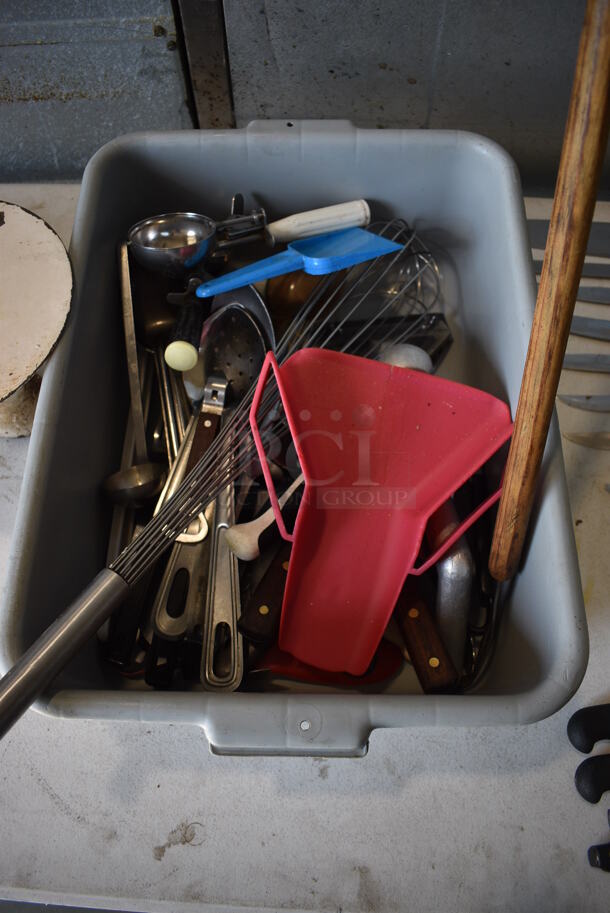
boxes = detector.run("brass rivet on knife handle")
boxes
[489,0,610,582]
[395,586,458,693]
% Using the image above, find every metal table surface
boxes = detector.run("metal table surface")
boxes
[0,185,608,913]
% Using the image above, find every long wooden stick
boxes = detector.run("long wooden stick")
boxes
[489,0,610,582]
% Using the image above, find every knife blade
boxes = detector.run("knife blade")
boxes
[571,315,610,341]
[563,354,610,373]
[558,394,610,412]
[563,431,610,449]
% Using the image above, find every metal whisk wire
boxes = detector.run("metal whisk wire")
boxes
[111,219,441,583]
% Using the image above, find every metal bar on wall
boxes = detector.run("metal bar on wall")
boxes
[175,0,235,128]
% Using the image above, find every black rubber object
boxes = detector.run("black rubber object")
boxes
[170,302,206,350]
[588,842,610,872]
[568,703,610,753]
[575,755,610,803]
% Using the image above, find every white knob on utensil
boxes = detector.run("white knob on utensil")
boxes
[164,339,199,372]
[265,200,370,246]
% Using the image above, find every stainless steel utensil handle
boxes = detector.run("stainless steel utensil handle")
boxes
[152,512,213,640]
[154,413,198,511]
[168,368,188,440]
[155,348,181,462]
[0,569,129,739]
[151,410,209,543]
[119,243,148,465]
[203,481,243,691]
[106,352,154,564]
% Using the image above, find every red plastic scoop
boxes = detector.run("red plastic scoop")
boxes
[250,349,513,674]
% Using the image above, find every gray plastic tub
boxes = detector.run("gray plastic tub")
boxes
[0,121,587,756]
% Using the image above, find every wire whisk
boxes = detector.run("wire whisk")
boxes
[111,219,441,584]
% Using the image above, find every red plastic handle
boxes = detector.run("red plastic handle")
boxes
[411,484,503,575]
[251,350,508,572]
[249,351,297,543]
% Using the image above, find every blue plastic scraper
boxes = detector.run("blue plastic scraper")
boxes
[195,227,403,298]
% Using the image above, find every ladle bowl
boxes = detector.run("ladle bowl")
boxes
[103,461,166,505]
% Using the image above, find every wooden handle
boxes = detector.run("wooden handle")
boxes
[184,410,221,475]
[238,542,291,645]
[489,0,610,582]
[395,580,458,693]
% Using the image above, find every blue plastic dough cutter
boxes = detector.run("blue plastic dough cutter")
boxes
[196,227,403,298]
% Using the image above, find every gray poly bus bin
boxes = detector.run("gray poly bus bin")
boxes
[0,121,587,757]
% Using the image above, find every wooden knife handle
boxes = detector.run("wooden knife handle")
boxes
[238,542,291,645]
[395,582,458,693]
[184,410,221,475]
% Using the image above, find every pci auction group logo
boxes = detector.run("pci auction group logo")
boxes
[252,402,415,509]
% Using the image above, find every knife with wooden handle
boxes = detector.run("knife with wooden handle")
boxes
[238,542,291,645]
[394,579,458,693]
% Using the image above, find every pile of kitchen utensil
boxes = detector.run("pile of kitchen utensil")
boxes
[0,197,519,737]
[93,200,514,694]
[0,0,605,772]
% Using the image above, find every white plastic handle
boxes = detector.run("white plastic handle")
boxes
[225,473,304,561]
[265,200,370,245]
